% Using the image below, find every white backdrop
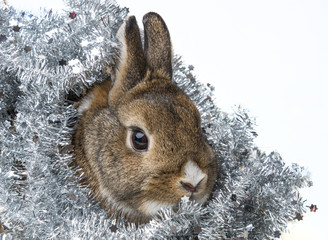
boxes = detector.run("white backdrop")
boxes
[5,0,328,239]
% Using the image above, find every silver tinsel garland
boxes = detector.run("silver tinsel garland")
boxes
[0,0,311,239]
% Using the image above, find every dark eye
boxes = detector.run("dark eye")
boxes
[131,129,149,152]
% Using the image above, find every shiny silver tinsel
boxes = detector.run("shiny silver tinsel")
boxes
[0,0,311,239]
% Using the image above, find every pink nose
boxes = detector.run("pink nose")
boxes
[181,182,196,193]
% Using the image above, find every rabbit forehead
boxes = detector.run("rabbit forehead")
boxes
[117,93,201,134]
[116,80,201,128]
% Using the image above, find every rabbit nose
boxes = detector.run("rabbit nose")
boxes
[181,160,206,193]
[181,182,196,193]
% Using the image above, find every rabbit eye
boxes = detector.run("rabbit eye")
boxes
[131,129,148,151]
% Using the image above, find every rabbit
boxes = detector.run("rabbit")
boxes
[72,12,218,224]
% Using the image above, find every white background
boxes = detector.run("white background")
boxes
[4,0,328,239]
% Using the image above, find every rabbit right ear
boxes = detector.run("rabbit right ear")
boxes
[109,16,147,107]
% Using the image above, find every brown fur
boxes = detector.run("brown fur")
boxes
[72,12,218,224]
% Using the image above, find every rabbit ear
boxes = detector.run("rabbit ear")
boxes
[109,16,146,106]
[143,12,172,80]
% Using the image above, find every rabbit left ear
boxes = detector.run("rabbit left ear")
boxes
[143,12,172,80]
[109,16,147,107]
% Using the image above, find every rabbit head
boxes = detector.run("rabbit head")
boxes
[73,12,218,224]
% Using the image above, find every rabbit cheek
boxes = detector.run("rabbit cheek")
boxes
[138,179,182,215]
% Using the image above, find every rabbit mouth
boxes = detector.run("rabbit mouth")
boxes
[139,193,209,217]
[139,200,174,216]
[189,192,209,204]
[138,192,200,215]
